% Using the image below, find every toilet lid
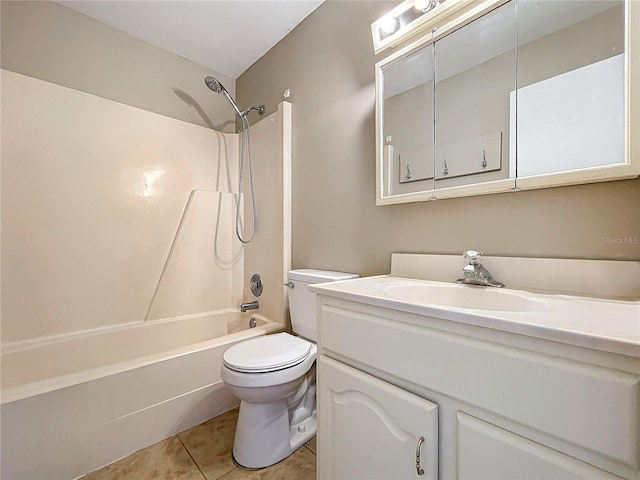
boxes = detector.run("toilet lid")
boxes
[223,333,312,373]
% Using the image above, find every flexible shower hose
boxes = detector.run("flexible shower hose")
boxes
[236,114,257,244]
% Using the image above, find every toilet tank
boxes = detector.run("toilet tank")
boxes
[287,269,359,342]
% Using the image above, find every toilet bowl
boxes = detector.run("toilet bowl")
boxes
[221,333,317,468]
[220,269,358,469]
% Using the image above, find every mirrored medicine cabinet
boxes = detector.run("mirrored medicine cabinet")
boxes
[375,0,639,205]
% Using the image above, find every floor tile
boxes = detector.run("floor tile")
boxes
[83,436,204,480]
[211,446,316,480]
[305,436,316,454]
[179,408,239,479]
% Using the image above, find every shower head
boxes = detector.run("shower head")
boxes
[204,76,223,93]
[205,76,243,117]
[205,76,265,118]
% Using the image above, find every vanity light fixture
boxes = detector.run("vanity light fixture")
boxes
[371,0,471,54]
[380,16,401,35]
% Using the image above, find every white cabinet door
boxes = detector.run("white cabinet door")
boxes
[318,355,438,480]
[457,412,624,480]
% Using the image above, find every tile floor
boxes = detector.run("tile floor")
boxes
[82,408,317,480]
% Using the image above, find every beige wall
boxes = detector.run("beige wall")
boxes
[237,0,640,276]
[1,0,236,132]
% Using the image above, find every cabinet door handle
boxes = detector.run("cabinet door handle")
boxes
[416,436,425,476]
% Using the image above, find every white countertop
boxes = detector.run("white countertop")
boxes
[311,275,640,358]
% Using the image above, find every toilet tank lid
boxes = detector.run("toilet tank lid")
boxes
[288,269,359,283]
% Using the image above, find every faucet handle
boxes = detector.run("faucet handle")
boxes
[463,250,483,265]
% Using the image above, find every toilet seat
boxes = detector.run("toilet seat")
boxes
[223,333,312,373]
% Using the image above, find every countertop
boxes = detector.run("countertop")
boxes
[310,275,640,358]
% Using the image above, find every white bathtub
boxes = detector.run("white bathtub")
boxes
[0,310,282,480]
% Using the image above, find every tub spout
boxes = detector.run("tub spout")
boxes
[240,301,259,312]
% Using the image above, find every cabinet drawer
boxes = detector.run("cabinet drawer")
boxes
[319,302,640,467]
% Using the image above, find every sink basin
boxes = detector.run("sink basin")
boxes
[376,282,548,312]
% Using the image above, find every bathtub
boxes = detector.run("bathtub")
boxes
[0,310,282,480]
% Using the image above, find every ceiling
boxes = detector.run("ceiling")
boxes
[55,0,324,79]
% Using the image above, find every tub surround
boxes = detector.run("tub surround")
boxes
[240,102,293,327]
[1,69,243,344]
[144,190,242,322]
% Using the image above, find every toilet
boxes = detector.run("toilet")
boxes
[220,269,358,469]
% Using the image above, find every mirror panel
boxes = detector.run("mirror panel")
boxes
[515,0,625,179]
[434,1,516,190]
[375,0,637,205]
[381,37,435,198]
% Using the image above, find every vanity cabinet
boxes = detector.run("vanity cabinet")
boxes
[316,296,640,480]
[318,355,438,480]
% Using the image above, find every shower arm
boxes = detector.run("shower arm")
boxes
[239,105,266,118]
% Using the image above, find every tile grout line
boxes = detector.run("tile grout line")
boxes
[177,434,209,480]
[304,436,317,456]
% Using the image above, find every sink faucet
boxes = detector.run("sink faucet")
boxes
[456,250,504,288]
[240,300,259,312]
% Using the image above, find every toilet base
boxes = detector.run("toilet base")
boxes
[232,399,317,469]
